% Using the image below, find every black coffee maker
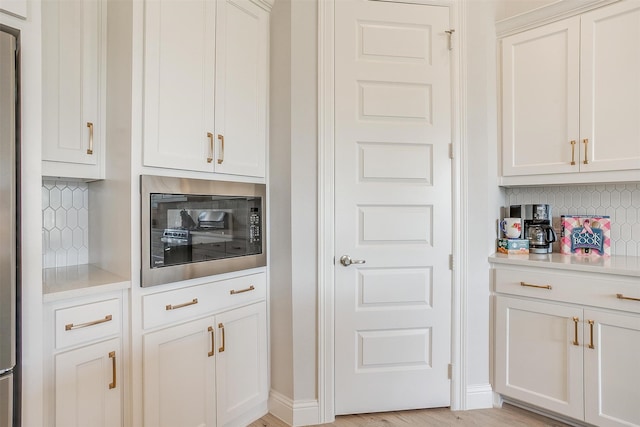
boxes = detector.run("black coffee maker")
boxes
[510,204,557,254]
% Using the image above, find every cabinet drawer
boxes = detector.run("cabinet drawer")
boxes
[143,272,266,330]
[55,298,122,349]
[494,267,640,314]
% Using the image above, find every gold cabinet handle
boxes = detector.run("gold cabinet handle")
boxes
[65,314,112,331]
[230,285,255,295]
[217,134,224,164]
[208,326,215,357]
[588,320,595,349]
[165,298,198,311]
[617,293,640,302]
[570,140,576,165]
[218,323,225,353]
[86,122,94,155]
[207,132,214,163]
[520,281,552,290]
[582,138,589,164]
[572,317,580,346]
[109,351,117,389]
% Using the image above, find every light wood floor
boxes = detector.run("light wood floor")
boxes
[248,404,573,427]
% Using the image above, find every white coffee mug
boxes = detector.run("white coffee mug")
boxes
[501,217,522,239]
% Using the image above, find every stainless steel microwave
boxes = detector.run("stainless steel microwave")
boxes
[141,175,266,287]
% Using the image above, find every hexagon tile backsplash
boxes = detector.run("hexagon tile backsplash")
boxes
[42,180,89,268]
[505,183,640,257]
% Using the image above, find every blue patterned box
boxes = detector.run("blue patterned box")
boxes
[497,238,529,255]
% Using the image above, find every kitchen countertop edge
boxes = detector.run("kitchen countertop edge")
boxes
[489,253,640,277]
[43,264,131,303]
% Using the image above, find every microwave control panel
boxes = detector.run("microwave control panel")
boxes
[249,208,261,244]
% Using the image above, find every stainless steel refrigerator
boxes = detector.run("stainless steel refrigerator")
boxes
[0,28,18,427]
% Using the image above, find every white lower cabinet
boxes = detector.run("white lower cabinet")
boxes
[495,296,584,420]
[142,272,268,427]
[215,302,268,426]
[584,309,640,427]
[55,338,122,427]
[493,264,640,427]
[45,292,124,427]
[143,317,217,427]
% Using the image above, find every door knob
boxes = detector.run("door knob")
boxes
[340,255,366,267]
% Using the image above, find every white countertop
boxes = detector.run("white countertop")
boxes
[489,253,640,277]
[43,264,131,302]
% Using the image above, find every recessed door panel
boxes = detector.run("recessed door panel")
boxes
[359,205,432,244]
[358,268,432,308]
[359,142,432,182]
[359,22,430,62]
[359,81,431,121]
[358,329,431,370]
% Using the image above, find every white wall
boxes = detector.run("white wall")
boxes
[269,0,318,407]
[463,0,503,398]
[290,0,318,402]
[269,0,295,399]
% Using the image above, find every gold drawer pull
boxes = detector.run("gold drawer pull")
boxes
[617,293,640,302]
[218,323,225,353]
[207,132,214,163]
[583,138,589,164]
[572,317,580,346]
[570,140,576,165]
[86,122,94,155]
[208,326,215,357]
[65,314,112,331]
[230,285,255,295]
[109,351,117,389]
[217,134,225,164]
[165,298,198,311]
[520,281,552,290]
[588,320,595,349]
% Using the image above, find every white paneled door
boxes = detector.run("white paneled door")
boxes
[334,0,452,415]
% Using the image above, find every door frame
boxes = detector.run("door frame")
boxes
[317,0,468,422]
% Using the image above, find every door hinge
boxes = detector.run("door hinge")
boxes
[449,254,454,271]
[449,143,454,159]
[445,29,455,51]
[448,363,453,379]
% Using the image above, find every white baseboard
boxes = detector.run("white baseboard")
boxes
[268,390,319,427]
[465,384,494,410]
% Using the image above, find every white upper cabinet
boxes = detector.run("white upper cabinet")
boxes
[142,0,216,173]
[42,0,106,180]
[214,0,268,178]
[143,0,269,178]
[501,17,580,177]
[580,1,640,173]
[500,1,640,184]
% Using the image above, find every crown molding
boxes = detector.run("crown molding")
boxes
[496,0,619,37]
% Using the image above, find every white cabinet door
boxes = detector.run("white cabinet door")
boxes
[494,296,584,420]
[143,0,216,172]
[501,17,580,176]
[55,338,121,427]
[215,302,267,426]
[580,1,640,173]
[584,309,640,427]
[143,317,216,427]
[214,0,268,178]
[42,0,105,180]
[0,0,26,18]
